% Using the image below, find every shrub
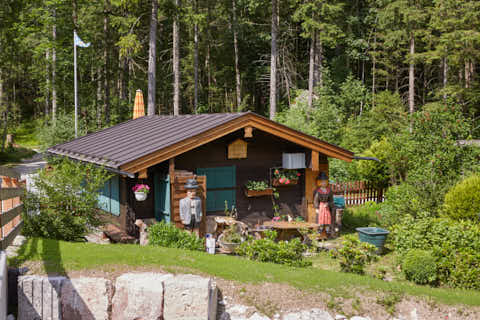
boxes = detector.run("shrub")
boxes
[22,158,111,241]
[236,230,311,267]
[443,174,480,221]
[378,183,422,227]
[391,215,480,289]
[342,201,382,231]
[402,249,437,285]
[148,221,204,251]
[330,234,378,274]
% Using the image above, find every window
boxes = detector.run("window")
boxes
[197,166,236,212]
[97,176,120,216]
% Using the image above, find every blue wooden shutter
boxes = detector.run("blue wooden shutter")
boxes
[110,176,120,216]
[154,173,170,222]
[98,180,110,212]
[197,166,236,212]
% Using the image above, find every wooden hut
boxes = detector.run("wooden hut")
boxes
[47,112,354,237]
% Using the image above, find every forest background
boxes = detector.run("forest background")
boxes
[0,0,479,182]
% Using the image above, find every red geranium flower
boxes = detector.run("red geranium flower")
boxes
[285,179,290,184]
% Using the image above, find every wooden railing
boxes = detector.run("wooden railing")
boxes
[0,166,23,250]
[331,181,384,207]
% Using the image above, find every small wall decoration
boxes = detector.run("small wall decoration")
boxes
[228,139,247,159]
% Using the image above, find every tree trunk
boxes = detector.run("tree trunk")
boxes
[45,50,50,118]
[52,20,57,125]
[104,0,111,124]
[232,0,241,110]
[372,29,376,107]
[0,70,7,153]
[173,0,181,115]
[308,33,315,109]
[269,0,277,120]
[315,34,323,88]
[97,67,102,127]
[194,0,199,113]
[408,33,415,114]
[147,0,158,116]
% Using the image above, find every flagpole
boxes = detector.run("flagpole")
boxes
[74,30,78,138]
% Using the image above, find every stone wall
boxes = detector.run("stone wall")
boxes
[18,273,217,320]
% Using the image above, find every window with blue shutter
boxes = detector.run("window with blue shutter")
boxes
[97,176,120,216]
[197,166,236,212]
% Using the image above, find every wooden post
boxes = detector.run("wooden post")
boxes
[305,169,318,223]
[169,158,175,224]
[310,150,319,171]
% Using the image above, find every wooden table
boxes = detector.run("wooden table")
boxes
[262,221,321,241]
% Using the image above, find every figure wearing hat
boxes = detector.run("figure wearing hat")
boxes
[313,172,334,238]
[179,178,203,231]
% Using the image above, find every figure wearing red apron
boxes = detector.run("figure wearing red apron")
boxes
[313,172,334,237]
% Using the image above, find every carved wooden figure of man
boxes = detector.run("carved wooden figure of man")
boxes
[179,178,202,232]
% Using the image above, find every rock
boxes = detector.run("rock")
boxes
[410,308,418,320]
[60,277,112,320]
[163,273,217,320]
[282,309,333,320]
[12,235,26,247]
[220,312,232,320]
[248,312,271,320]
[111,273,173,320]
[6,314,15,320]
[335,315,347,320]
[18,275,64,320]
[227,304,249,316]
[350,317,371,320]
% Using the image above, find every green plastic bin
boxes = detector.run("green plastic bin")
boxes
[356,227,389,253]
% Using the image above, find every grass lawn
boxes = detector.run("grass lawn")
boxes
[10,237,480,307]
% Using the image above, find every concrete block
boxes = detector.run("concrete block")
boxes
[111,273,173,320]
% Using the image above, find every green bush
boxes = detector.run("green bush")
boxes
[443,174,480,221]
[391,215,480,289]
[378,183,422,227]
[402,249,437,285]
[148,221,204,251]
[330,234,378,274]
[236,230,311,267]
[342,201,382,231]
[22,158,111,241]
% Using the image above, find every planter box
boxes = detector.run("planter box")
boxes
[244,188,274,197]
[272,179,298,187]
[356,227,389,253]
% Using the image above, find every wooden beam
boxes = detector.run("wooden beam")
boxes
[0,166,20,180]
[0,188,23,200]
[305,169,318,223]
[0,221,23,250]
[0,204,23,227]
[138,169,148,179]
[244,126,253,138]
[310,150,319,171]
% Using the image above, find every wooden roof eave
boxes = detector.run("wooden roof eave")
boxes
[120,114,353,174]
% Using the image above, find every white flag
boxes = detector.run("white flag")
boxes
[74,31,90,48]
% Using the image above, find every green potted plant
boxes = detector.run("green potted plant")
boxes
[218,224,244,253]
[272,169,301,186]
[244,180,274,197]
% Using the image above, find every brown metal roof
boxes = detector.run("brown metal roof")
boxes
[48,113,248,168]
[47,112,354,171]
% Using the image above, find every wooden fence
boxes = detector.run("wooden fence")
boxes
[331,181,384,207]
[0,166,23,250]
